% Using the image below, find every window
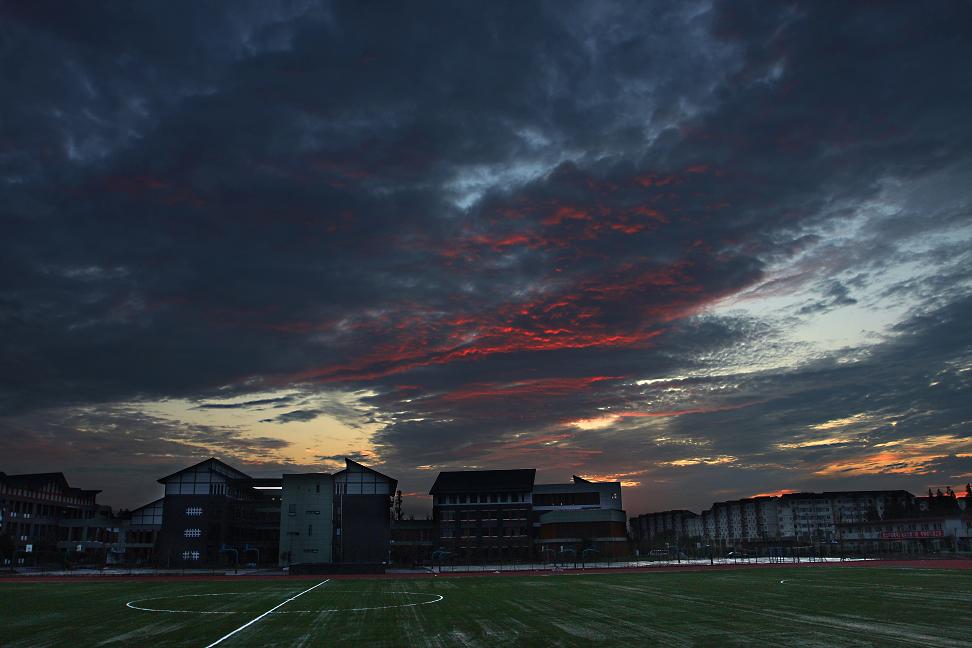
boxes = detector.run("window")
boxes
[306,510,320,515]
[315,483,320,493]
[184,528,202,538]
[186,506,203,516]
[288,504,296,517]
[308,525,313,537]
[182,550,200,561]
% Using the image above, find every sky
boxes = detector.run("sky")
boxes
[2,1,972,516]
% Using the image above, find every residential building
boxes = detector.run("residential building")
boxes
[642,489,925,551]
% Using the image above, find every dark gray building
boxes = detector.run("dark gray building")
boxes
[430,469,536,562]
[156,458,281,568]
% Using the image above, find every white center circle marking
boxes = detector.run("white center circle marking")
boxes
[126,591,444,614]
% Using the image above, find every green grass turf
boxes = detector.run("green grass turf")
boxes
[1,567,970,647]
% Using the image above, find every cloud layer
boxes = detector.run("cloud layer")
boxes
[2,1,971,513]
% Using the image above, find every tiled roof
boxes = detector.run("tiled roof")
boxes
[429,469,536,494]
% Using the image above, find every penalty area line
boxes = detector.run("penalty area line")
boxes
[202,579,330,648]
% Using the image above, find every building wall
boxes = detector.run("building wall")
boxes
[531,481,622,512]
[390,519,434,564]
[336,494,392,563]
[279,474,333,566]
[332,460,395,564]
[537,509,629,558]
[838,515,972,551]
[433,498,532,561]
[156,461,281,567]
[0,473,104,566]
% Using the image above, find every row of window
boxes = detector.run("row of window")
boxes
[441,527,528,538]
[532,492,601,507]
[184,528,201,538]
[439,509,528,522]
[0,487,94,505]
[182,550,200,561]
[438,493,526,505]
[164,483,230,496]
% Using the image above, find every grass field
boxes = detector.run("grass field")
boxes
[1,566,970,647]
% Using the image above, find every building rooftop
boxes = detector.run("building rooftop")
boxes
[157,457,252,483]
[0,471,101,496]
[429,469,536,494]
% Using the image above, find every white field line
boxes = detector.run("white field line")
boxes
[127,592,240,614]
[202,579,330,648]
[288,592,444,612]
[126,589,443,615]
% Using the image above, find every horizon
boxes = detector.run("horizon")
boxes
[2,2,972,519]
[2,460,969,519]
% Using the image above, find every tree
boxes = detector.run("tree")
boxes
[393,490,403,521]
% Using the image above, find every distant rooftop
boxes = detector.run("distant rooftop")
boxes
[429,469,536,494]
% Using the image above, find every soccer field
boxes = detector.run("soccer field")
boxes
[1,566,970,647]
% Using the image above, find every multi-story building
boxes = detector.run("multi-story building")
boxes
[390,518,434,565]
[630,509,702,551]
[533,476,627,559]
[430,469,536,562]
[778,491,912,543]
[837,513,972,553]
[430,470,628,562]
[2,457,396,570]
[646,489,921,550]
[331,458,397,565]
[279,473,333,567]
[156,458,282,567]
[0,472,109,566]
[121,498,163,564]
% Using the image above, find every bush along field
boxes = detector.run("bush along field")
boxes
[1,566,971,647]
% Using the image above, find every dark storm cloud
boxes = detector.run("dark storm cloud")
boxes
[2,1,972,511]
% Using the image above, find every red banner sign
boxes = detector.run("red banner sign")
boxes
[879,530,944,539]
